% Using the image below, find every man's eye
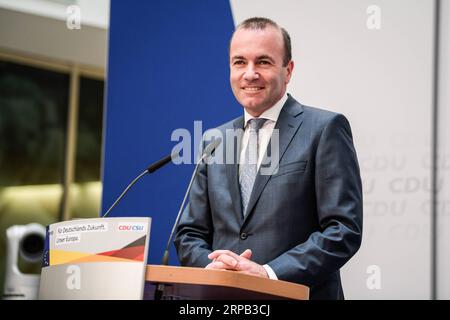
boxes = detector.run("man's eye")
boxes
[258,60,270,65]
[233,60,245,65]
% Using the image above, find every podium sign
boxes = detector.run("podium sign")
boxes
[39,217,151,300]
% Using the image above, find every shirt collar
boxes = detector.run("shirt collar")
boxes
[243,93,288,126]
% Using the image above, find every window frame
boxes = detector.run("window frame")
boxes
[0,48,105,221]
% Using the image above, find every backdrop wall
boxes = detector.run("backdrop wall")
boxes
[102,0,238,267]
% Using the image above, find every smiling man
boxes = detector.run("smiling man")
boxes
[229,22,293,117]
[174,17,363,300]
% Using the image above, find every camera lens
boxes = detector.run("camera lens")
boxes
[20,233,44,261]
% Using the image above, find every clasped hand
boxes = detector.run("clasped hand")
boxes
[205,249,268,278]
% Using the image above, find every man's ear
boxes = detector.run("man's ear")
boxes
[285,60,294,84]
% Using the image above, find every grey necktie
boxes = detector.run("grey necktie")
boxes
[239,118,267,216]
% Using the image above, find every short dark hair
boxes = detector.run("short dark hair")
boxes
[231,17,292,66]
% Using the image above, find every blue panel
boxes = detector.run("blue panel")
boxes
[103,0,238,265]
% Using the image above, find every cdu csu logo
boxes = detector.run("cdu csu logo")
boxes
[118,224,145,232]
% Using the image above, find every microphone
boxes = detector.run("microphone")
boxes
[154,137,222,300]
[161,137,221,264]
[102,150,180,218]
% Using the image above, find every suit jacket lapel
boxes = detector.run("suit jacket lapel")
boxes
[226,116,245,221]
[242,96,304,223]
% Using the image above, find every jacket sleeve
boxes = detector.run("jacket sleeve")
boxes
[174,160,213,267]
[267,113,363,286]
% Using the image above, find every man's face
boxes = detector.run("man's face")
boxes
[229,26,294,117]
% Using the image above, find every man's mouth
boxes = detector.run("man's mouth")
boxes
[242,86,264,92]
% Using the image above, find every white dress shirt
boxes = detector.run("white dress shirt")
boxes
[239,93,288,170]
[239,93,288,280]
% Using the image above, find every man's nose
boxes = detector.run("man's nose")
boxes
[243,64,259,81]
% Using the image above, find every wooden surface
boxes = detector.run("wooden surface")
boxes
[145,265,309,300]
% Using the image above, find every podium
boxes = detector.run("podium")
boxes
[144,265,309,300]
[39,217,309,300]
[39,217,151,300]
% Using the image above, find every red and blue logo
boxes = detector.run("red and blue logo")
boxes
[118,224,146,232]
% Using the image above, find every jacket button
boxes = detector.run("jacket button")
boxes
[240,232,248,240]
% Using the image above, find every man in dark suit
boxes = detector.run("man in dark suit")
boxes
[174,17,363,300]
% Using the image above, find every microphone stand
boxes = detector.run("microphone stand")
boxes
[154,138,221,300]
[102,170,147,218]
[102,151,179,218]
[153,155,206,300]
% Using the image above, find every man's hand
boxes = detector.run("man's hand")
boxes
[205,249,269,278]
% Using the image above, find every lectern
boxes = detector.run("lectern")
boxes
[144,265,309,300]
[39,217,151,300]
[38,217,308,300]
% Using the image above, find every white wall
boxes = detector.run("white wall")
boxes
[0,0,109,29]
[230,0,435,299]
[437,0,450,300]
[0,0,110,69]
[0,3,108,69]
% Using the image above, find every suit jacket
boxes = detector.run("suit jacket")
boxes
[174,94,363,300]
